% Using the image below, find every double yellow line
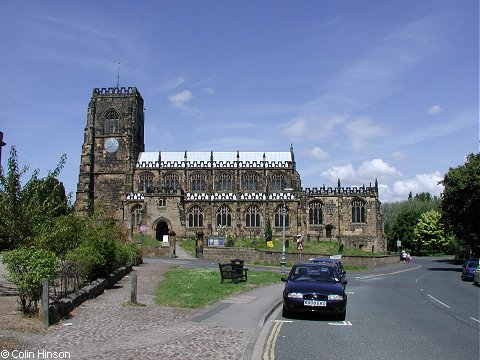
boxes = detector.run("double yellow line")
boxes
[262,320,284,360]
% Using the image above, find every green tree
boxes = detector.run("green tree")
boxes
[441,153,480,256]
[389,208,421,252]
[0,146,69,249]
[414,210,451,255]
[382,192,442,252]
[264,219,272,243]
[2,247,58,315]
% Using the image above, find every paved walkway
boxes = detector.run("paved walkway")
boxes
[1,246,283,359]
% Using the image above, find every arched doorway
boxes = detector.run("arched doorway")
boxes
[325,225,333,239]
[156,221,169,241]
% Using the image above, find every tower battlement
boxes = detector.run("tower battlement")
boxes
[93,87,138,95]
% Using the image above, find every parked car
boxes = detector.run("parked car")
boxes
[474,268,480,286]
[461,259,479,281]
[309,258,347,286]
[281,263,347,320]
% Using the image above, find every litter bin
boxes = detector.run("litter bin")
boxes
[231,259,244,276]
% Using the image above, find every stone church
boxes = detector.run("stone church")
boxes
[75,87,386,252]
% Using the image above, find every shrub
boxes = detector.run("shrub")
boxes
[2,247,58,315]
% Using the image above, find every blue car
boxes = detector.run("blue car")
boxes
[461,259,478,281]
[282,263,347,320]
[309,257,348,286]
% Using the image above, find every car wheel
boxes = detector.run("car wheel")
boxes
[282,306,291,318]
[474,279,478,286]
[337,310,346,321]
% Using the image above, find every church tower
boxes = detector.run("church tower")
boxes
[75,87,144,218]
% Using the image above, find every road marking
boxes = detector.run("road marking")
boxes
[328,320,352,326]
[469,317,480,323]
[427,294,451,308]
[263,320,284,360]
[355,265,421,280]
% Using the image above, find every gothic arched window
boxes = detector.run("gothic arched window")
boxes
[139,172,154,193]
[164,172,180,190]
[308,200,323,225]
[131,204,143,228]
[216,172,233,191]
[188,205,204,227]
[274,204,289,227]
[352,199,366,223]
[243,172,259,191]
[190,172,207,191]
[216,205,232,227]
[270,172,287,192]
[104,109,120,134]
[245,205,262,227]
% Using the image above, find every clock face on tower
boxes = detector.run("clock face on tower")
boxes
[104,137,119,153]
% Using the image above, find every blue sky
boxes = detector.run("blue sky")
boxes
[0,0,478,203]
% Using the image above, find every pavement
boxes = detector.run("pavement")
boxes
[0,245,284,360]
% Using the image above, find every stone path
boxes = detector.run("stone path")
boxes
[1,246,254,359]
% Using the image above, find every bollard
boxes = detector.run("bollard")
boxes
[130,272,137,304]
[40,278,49,328]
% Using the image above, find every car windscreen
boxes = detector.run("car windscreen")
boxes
[467,261,478,268]
[289,265,338,282]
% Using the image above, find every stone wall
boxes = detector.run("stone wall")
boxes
[202,247,398,268]
[48,265,132,325]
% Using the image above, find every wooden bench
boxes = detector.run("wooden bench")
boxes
[218,263,248,283]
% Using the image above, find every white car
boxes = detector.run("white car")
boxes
[474,268,480,286]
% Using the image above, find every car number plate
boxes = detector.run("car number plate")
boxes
[304,300,326,307]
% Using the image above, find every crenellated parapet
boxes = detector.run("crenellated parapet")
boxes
[303,185,378,196]
[93,87,138,95]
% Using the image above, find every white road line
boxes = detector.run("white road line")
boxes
[355,265,421,280]
[328,320,352,326]
[469,317,480,323]
[427,294,451,308]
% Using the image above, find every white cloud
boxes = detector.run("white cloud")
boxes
[428,105,443,115]
[392,171,443,197]
[306,146,330,160]
[392,151,406,161]
[282,115,344,140]
[321,164,356,183]
[283,117,308,138]
[202,87,215,95]
[344,117,387,151]
[321,158,401,185]
[168,90,193,108]
[357,158,402,180]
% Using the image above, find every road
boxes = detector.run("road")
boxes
[262,257,480,360]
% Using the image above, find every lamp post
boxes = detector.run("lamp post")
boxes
[280,188,293,274]
[280,200,287,274]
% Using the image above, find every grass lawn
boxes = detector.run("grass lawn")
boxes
[155,268,282,308]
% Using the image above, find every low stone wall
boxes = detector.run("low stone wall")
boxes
[203,247,398,268]
[48,265,132,324]
[142,245,171,258]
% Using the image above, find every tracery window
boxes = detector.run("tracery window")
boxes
[131,204,143,228]
[245,205,261,227]
[216,172,233,191]
[308,200,323,225]
[188,205,204,227]
[274,204,289,227]
[190,172,207,191]
[270,172,287,192]
[243,172,259,191]
[139,173,154,193]
[216,205,232,227]
[104,109,120,134]
[163,173,180,190]
[352,200,366,223]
